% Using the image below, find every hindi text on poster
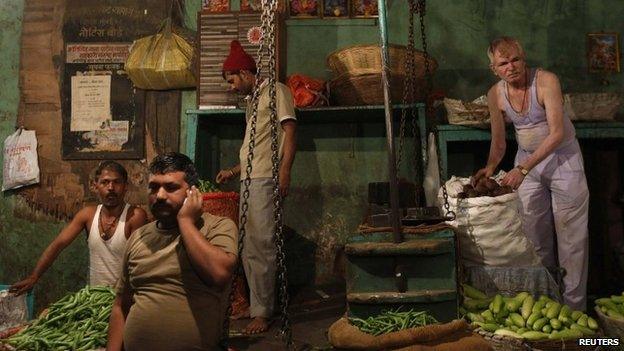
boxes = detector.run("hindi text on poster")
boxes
[66,43,131,64]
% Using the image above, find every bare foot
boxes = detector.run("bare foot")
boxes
[242,317,270,335]
[230,308,250,320]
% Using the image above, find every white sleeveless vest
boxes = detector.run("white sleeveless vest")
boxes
[88,204,130,286]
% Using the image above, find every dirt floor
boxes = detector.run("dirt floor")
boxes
[228,283,345,351]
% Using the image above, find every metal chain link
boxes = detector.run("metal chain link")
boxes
[396,0,416,170]
[263,0,294,348]
[416,0,455,219]
[396,0,424,206]
[220,1,293,348]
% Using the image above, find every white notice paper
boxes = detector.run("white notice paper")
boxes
[70,75,111,131]
[81,120,129,151]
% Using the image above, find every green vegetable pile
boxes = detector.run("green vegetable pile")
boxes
[349,309,438,336]
[197,179,219,193]
[2,286,115,350]
[461,283,599,341]
[596,293,624,320]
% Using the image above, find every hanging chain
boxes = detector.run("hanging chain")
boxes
[396,0,424,206]
[395,0,416,170]
[416,0,454,219]
[220,0,294,348]
[264,0,293,348]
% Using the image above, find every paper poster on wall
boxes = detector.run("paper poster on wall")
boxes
[62,40,143,159]
[80,120,129,151]
[70,75,112,131]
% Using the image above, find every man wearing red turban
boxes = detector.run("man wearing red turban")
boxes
[216,40,297,335]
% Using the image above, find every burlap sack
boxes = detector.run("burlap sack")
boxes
[327,318,492,351]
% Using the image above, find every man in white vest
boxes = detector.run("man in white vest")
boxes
[10,161,147,294]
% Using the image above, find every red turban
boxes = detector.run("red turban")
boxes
[222,40,256,73]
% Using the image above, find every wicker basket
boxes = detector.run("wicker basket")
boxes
[528,336,602,351]
[473,328,529,351]
[329,73,426,106]
[326,44,437,78]
[201,191,240,224]
[473,327,601,351]
[595,306,624,340]
[201,192,248,317]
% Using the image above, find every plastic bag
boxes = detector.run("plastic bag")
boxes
[0,289,28,330]
[286,74,328,107]
[2,128,40,191]
[423,132,440,207]
[125,19,195,90]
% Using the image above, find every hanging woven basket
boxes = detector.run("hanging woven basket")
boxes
[326,44,437,78]
[326,44,437,106]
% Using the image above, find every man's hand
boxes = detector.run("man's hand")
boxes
[279,169,290,198]
[472,166,495,186]
[216,169,235,184]
[501,167,526,189]
[9,275,38,296]
[177,186,203,224]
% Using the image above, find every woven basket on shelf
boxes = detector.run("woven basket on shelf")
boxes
[329,73,426,106]
[326,44,437,78]
[595,306,624,340]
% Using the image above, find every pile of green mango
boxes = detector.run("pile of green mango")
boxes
[595,293,624,321]
[461,284,599,341]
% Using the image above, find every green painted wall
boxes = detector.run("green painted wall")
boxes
[0,0,89,313]
[182,0,624,285]
[2,0,622,311]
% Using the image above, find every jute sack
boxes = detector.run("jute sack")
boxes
[438,175,542,267]
[327,318,492,351]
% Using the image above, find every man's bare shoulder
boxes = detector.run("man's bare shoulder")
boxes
[487,84,501,103]
[125,205,149,238]
[536,70,560,86]
[75,205,98,221]
[127,205,148,220]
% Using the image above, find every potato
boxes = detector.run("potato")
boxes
[474,183,488,195]
[491,187,507,197]
[484,178,499,191]
[501,186,513,194]
[466,189,479,198]
[463,184,475,192]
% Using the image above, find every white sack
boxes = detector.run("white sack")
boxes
[439,175,542,267]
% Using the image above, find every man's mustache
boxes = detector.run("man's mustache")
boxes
[150,201,172,211]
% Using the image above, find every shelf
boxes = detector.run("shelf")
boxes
[285,18,377,27]
[185,104,428,169]
[347,289,457,304]
[436,120,624,180]
[345,239,454,256]
[186,103,426,124]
